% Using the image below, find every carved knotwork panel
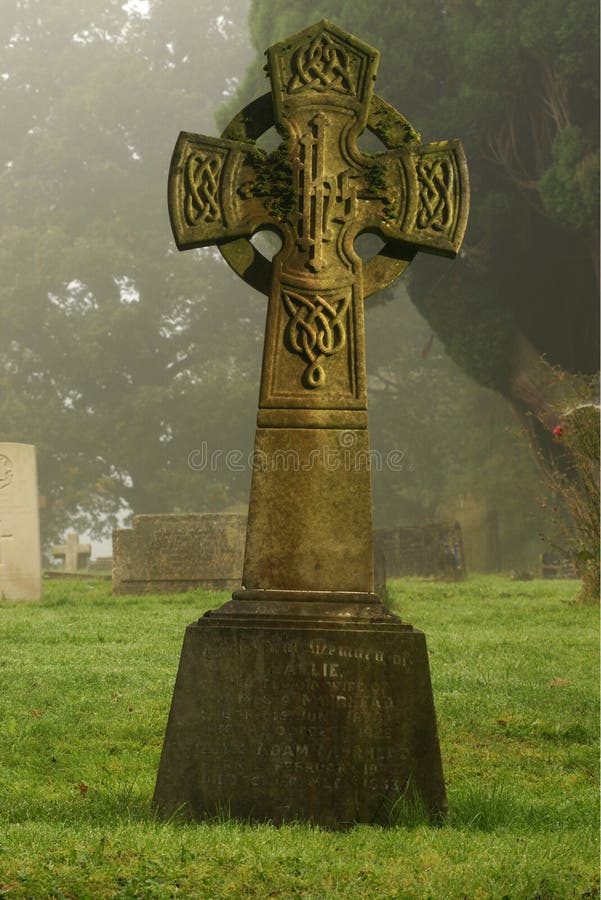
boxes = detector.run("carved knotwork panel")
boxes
[288,32,357,95]
[416,156,455,235]
[183,149,224,227]
[282,287,351,389]
[406,145,465,250]
[268,21,379,123]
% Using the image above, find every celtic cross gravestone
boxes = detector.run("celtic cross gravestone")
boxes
[154,20,469,827]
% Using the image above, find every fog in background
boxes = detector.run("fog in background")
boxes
[2,0,597,569]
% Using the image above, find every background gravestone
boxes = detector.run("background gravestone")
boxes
[52,533,91,572]
[0,443,42,601]
[112,513,246,594]
[373,522,465,581]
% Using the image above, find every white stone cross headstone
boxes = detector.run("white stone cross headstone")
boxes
[52,532,91,572]
[0,444,42,600]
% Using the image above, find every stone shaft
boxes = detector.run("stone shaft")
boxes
[243,428,373,593]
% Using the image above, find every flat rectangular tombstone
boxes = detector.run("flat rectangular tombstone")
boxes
[373,522,465,580]
[0,443,42,601]
[112,514,247,594]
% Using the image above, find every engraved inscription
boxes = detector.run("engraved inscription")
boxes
[0,454,14,491]
[288,33,356,95]
[282,288,350,389]
[193,632,416,796]
[184,150,223,226]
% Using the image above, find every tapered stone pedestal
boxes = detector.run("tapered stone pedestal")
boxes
[153,597,446,827]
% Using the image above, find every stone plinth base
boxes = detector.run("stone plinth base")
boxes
[153,598,446,828]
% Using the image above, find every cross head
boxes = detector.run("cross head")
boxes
[169,19,469,421]
[52,532,91,572]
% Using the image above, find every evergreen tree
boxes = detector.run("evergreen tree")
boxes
[225,0,599,423]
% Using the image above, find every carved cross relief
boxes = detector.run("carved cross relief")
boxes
[0,522,13,567]
[168,20,469,428]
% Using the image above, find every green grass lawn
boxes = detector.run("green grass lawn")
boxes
[0,576,598,899]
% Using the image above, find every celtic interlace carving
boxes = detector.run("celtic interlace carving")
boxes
[282,289,350,388]
[416,158,454,234]
[288,34,355,95]
[184,151,223,226]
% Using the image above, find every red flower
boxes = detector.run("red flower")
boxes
[553,425,563,439]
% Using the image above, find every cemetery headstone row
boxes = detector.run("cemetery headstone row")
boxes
[373,522,465,581]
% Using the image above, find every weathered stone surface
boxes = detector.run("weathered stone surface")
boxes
[0,443,42,601]
[89,556,113,572]
[52,532,91,572]
[243,428,374,593]
[155,19,469,826]
[153,601,446,827]
[374,522,465,581]
[112,514,246,594]
[539,551,578,579]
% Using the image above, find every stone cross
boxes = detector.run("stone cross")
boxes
[52,532,91,572]
[155,22,469,826]
[169,19,469,600]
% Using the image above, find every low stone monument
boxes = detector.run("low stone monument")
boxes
[113,514,246,594]
[539,551,578,579]
[0,443,42,601]
[89,556,113,572]
[52,532,91,572]
[153,20,469,826]
[373,522,465,581]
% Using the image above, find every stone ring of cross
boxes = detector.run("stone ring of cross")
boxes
[217,91,425,298]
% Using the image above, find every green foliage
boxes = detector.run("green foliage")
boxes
[236,0,599,397]
[1,0,597,559]
[366,288,545,567]
[536,373,600,602]
[539,127,600,231]
[0,0,259,544]
[251,137,296,222]
[0,577,598,896]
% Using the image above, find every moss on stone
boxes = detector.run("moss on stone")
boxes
[251,139,296,223]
